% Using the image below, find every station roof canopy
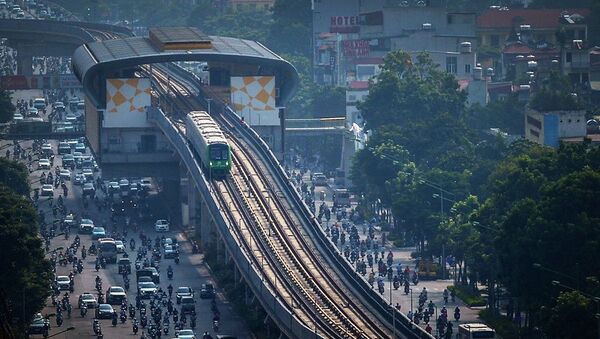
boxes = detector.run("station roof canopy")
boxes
[149,27,212,50]
[72,28,299,107]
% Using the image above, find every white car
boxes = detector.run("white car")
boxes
[56,276,71,290]
[65,114,78,122]
[75,143,86,153]
[12,113,23,121]
[41,143,53,154]
[59,169,71,180]
[63,213,76,227]
[78,292,98,309]
[82,168,94,181]
[41,184,53,196]
[38,158,50,169]
[108,181,120,193]
[115,240,125,253]
[175,329,196,339]
[137,281,158,298]
[155,219,170,232]
[79,218,94,233]
[28,107,38,116]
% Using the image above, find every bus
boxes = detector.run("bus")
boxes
[458,323,496,339]
[98,238,118,263]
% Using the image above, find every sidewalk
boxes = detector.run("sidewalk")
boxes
[300,173,486,337]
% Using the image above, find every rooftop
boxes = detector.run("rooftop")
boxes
[149,27,212,51]
[477,8,589,30]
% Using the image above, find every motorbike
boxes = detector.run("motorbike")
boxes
[93,319,101,334]
[81,305,87,317]
[213,320,219,332]
[454,308,461,321]
[174,256,180,264]
[133,321,139,334]
[112,314,118,327]
[120,312,127,324]
[167,270,173,280]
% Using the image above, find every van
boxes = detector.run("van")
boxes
[458,323,495,339]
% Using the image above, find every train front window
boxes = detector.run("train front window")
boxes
[210,145,228,161]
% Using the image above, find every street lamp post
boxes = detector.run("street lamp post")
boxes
[410,288,413,313]
[534,262,580,289]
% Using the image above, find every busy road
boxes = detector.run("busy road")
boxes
[5,133,248,338]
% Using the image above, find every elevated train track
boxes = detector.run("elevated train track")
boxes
[149,65,389,338]
[146,63,435,339]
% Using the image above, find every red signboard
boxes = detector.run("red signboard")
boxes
[330,16,360,33]
[343,40,370,57]
[0,76,29,90]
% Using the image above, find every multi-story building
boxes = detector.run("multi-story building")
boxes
[476,7,590,83]
[525,108,586,147]
[313,0,483,124]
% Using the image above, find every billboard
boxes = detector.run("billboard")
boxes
[230,76,279,126]
[0,74,81,90]
[105,78,152,128]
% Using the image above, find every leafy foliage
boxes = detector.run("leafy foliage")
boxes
[0,157,30,196]
[0,89,15,123]
[269,0,312,56]
[0,160,51,334]
[478,142,600,335]
[530,72,584,112]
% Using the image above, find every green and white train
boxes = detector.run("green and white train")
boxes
[185,111,231,177]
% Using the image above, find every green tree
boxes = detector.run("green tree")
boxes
[0,158,30,196]
[310,86,346,118]
[0,184,51,334]
[269,0,312,56]
[530,72,583,112]
[0,89,15,123]
[542,291,597,339]
[466,94,525,135]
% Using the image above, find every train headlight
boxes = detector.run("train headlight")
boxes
[209,161,213,166]
[225,161,229,166]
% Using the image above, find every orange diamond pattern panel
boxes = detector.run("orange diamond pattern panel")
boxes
[230,76,276,113]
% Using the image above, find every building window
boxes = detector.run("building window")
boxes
[491,35,500,47]
[446,56,457,74]
[348,95,356,101]
[465,64,471,74]
[566,52,572,63]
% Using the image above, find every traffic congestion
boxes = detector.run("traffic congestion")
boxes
[3,121,246,338]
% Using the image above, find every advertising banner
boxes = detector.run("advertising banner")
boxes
[104,78,152,128]
[343,40,370,57]
[230,76,279,126]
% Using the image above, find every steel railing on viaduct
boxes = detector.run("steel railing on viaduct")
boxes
[150,63,432,339]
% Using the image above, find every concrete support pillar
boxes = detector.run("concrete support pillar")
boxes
[341,133,356,188]
[17,55,33,76]
[187,177,198,234]
[200,199,211,249]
